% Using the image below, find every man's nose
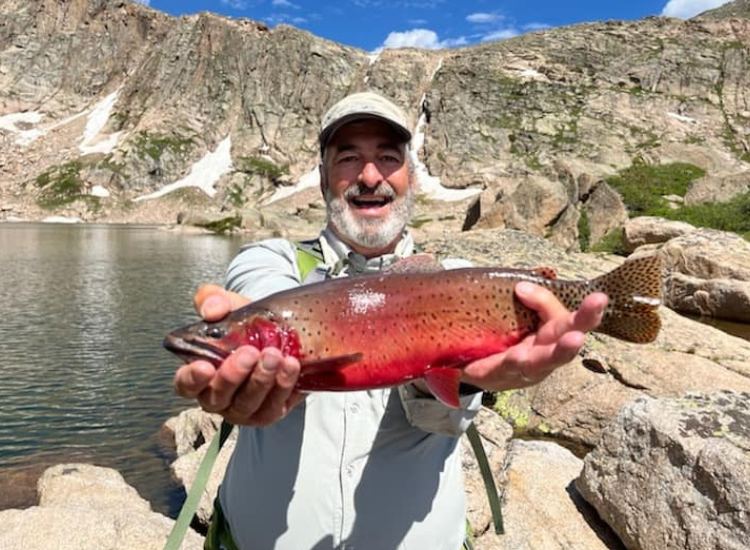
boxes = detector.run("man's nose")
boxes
[358,162,383,187]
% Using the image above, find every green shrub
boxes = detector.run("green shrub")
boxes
[578,209,591,251]
[35,161,87,208]
[236,156,289,181]
[199,214,242,234]
[134,131,193,161]
[591,228,628,256]
[663,191,750,239]
[608,160,749,241]
[606,161,705,217]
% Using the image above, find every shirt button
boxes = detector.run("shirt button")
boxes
[346,464,355,477]
[350,402,360,413]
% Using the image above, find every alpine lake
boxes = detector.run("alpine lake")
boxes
[0,222,245,517]
[0,222,748,518]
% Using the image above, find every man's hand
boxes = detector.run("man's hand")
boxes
[173,284,306,426]
[461,282,608,391]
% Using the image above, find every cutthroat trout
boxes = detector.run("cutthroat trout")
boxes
[164,254,662,408]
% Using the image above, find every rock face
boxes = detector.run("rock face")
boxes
[658,228,750,322]
[684,171,750,205]
[1,0,750,250]
[577,392,750,550]
[488,440,623,550]
[164,407,235,525]
[622,216,696,252]
[0,463,204,550]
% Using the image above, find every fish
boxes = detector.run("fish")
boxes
[164,254,662,408]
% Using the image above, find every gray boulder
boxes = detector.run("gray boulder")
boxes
[164,407,236,527]
[684,171,750,205]
[0,464,203,550]
[658,228,750,322]
[581,182,628,248]
[482,440,623,550]
[622,216,695,253]
[577,392,750,550]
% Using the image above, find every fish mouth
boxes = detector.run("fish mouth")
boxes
[163,333,229,366]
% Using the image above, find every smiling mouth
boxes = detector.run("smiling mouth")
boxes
[350,195,392,209]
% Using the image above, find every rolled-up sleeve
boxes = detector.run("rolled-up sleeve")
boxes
[225,239,301,300]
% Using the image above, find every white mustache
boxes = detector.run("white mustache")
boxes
[343,183,396,200]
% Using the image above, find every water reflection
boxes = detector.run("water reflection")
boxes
[0,223,244,515]
[686,314,750,342]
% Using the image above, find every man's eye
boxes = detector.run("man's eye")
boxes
[206,327,225,339]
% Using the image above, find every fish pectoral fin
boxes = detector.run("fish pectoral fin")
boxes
[422,367,462,409]
[299,353,364,375]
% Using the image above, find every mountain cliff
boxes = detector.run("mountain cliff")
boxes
[0,0,748,247]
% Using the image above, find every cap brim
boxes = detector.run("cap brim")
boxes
[319,113,412,154]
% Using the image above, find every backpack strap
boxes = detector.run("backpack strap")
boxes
[163,420,235,550]
[294,239,325,282]
[466,421,505,534]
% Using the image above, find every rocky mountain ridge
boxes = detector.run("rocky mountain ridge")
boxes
[1,0,749,248]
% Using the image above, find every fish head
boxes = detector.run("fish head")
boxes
[163,314,247,366]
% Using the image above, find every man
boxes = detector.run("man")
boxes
[174,91,607,549]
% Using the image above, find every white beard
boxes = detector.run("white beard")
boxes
[325,182,415,251]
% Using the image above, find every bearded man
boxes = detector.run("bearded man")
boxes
[173,91,606,550]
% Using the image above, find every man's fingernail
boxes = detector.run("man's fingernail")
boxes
[516,282,534,296]
[260,355,279,373]
[234,348,256,371]
[199,296,216,318]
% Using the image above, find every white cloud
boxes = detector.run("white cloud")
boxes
[466,12,504,24]
[380,28,467,50]
[523,22,550,31]
[266,13,307,25]
[661,0,731,18]
[481,28,519,42]
[220,0,248,9]
[272,0,300,8]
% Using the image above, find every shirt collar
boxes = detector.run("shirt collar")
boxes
[318,227,415,275]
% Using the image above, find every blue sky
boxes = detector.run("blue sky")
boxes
[136,0,734,52]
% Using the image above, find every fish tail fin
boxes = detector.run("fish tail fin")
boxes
[591,255,663,344]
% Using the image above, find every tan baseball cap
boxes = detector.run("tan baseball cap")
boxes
[318,91,412,154]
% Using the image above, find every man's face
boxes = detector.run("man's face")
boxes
[321,119,415,256]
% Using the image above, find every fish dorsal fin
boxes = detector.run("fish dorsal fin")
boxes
[300,352,363,375]
[385,254,444,274]
[530,266,557,280]
[423,367,462,408]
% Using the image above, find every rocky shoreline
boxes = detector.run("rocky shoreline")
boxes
[1,225,749,549]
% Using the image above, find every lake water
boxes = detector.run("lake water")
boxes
[0,223,244,516]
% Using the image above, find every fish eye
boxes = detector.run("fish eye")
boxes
[206,327,225,339]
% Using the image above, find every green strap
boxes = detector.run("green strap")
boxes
[466,421,504,534]
[163,420,235,550]
[294,239,324,281]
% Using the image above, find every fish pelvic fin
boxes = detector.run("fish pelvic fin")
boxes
[592,255,663,344]
[423,367,462,408]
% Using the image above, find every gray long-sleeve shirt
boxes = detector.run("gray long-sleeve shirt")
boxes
[220,229,481,550]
